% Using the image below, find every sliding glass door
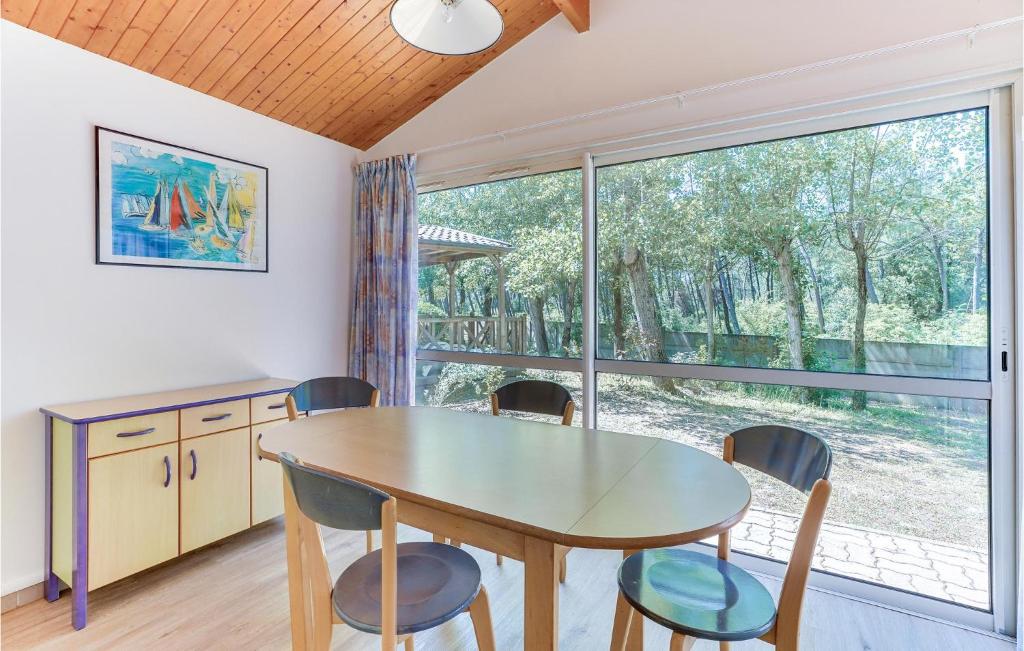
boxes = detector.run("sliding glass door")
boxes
[414,88,1015,632]
[595,107,993,609]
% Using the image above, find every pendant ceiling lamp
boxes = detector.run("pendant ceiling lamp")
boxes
[390,0,504,56]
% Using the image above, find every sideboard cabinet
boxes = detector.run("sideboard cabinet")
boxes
[42,378,298,630]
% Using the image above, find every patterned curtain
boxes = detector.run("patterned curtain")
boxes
[349,154,418,406]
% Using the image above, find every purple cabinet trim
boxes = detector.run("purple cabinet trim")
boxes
[71,423,88,630]
[44,415,59,602]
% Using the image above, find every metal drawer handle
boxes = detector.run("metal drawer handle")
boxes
[267,403,286,410]
[189,449,198,480]
[257,433,263,460]
[201,413,232,422]
[117,427,156,438]
[163,456,171,488]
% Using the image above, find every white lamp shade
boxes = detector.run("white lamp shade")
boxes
[390,0,504,56]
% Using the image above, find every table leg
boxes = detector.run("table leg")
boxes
[71,423,88,629]
[43,416,60,602]
[524,536,559,651]
[618,548,643,651]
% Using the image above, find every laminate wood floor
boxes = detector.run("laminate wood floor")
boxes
[2,520,1012,650]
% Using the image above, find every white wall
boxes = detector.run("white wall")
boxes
[0,22,360,594]
[368,0,1022,176]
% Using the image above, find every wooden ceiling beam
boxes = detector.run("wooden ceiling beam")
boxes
[552,0,588,33]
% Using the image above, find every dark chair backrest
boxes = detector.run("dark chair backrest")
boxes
[288,376,378,412]
[729,425,832,494]
[279,452,389,531]
[493,380,573,418]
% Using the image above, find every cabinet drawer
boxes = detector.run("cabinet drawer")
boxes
[251,393,291,424]
[88,412,179,458]
[180,399,249,439]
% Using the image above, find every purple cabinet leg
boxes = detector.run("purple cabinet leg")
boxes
[71,422,88,630]
[43,416,60,602]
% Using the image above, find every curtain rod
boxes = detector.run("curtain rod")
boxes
[412,16,1021,157]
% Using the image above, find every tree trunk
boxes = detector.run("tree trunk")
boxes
[798,240,826,333]
[852,242,869,410]
[528,296,550,356]
[624,244,674,392]
[931,236,949,314]
[703,258,717,362]
[773,241,805,372]
[481,285,493,317]
[560,279,577,352]
[971,227,984,313]
[718,257,740,334]
[865,267,879,304]
[612,261,626,358]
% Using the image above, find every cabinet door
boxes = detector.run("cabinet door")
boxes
[251,421,286,525]
[88,442,179,590]
[180,427,250,553]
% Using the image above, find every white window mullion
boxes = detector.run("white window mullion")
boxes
[582,152,598,429]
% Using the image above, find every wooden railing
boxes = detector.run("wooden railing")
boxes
[418,316,528,355]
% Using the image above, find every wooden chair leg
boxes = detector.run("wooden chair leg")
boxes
[609,595,633,651]
[468,585,496,651]
[402,635,414,651]
[431,533,446,543]
[495,554,503,566]
[719,641,731,651]
[558,554,567,584]
[366,530,374,554]
[670,632,696,651]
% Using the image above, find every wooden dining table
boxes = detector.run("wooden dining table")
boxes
[257,406,751,651]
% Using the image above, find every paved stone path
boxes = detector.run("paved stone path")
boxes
[730,508,989,609]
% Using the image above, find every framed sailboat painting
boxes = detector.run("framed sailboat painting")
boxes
[96,127,268,272]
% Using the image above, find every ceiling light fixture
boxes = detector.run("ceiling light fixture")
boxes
[390,0,504,56]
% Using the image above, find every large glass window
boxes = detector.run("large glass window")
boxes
[416,102,1007,622]
[418,170,583,358]
[596,110,988,380]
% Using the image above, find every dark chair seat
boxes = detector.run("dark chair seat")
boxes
[333,542,482,636]
[618,549,777,642]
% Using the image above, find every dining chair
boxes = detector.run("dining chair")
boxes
[279,451,496,651]
[285,376,381,421]
[611,425,833,651]
[490,378,576,426]
[286,376,381,553]
[489,379,575,579]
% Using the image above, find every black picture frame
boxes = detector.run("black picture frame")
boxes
[95,126,269,273]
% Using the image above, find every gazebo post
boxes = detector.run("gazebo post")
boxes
[446,261,459,350]
[491,255,507,352]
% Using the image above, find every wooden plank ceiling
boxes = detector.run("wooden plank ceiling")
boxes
[2,0,584,149]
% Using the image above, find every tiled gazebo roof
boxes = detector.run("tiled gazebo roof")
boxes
[418,224,513,267]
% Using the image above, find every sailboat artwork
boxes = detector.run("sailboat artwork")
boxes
[96,127,268,272]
